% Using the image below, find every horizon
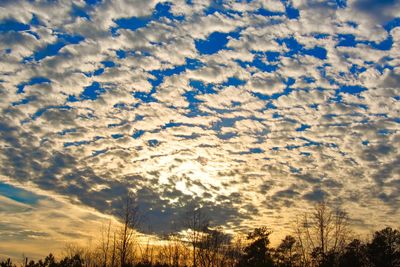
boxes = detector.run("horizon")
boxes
[0,0,399,261]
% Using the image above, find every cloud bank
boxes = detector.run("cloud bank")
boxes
[0,0,399,256]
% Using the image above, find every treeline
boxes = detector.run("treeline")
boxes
[1,198,399,267]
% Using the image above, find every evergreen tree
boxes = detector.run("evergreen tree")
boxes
[237,227,275,267]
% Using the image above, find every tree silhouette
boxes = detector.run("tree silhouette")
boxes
[58,254,84,267]
[295,202,350,266]
[182,206,209,267]
[338,239,369,267]
[236,227,274,267]
[274,235,300,267]
[2,201,400,267]
[367,227,400,267]
[100,220,113,267]
[16,254,82,267]
[118,192,141,267]
[157,233,189,267]
[0,259,15,267]
[197,226,231,267]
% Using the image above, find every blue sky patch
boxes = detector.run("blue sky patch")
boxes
[80,82,106,100]
[71,5,91,20]
[238,52,279,73]
[277,37,327,59]
[249,147,264,154]
[116,49,127,59]
[133,91,157,103]
[112,17,150,34]
[12,96,36,106]
[384,17,400,32]
[204,1,243,17]
[32,42,66,61]
[314,33,330,39]
[181,80,217,116]
[338,85,367,95]
[112,2,184,35]
[0,182,41,205]
[26,33,84,62]
[296,124,311,132]
[111,134,124,139]
[102,60,116,68]
[153,2,185,21]
[350,64,367,76]
[132,130,145,139]
[148,139,159,147]
[278,37,303,56]
[217,131,238,140]
[337,34,357,47]
[335,0,347,8]
[0,19,30,32]
[347,21,358,28]
[370,36,393,51]
[337,33,393,50]
[255,8,285,17]
[182,90,210,117]
[146,58,203,95]
[195,31,239,55]
[30,14,41,26]
[266,51,280,62]
[303,76,316,83]
[221,77,246,87]
[85,0,102,5]
[189,80,215,94]
[285,4,300,19]
[303,46,327,60]
[17,77,51,94]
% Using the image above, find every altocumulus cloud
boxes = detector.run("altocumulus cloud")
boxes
[0,0,399,255]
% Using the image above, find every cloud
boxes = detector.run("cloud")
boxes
[0,0,400,257]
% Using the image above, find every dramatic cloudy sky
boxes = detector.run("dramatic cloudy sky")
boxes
[1,0,399,258]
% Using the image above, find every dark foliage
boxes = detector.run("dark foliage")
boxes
[367,227,400,267]
[339,239,369,267]
[0,259,15,267]
[1,228,400,267]
[236,227,275,267]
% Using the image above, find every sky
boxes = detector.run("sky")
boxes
[0,0,400,259]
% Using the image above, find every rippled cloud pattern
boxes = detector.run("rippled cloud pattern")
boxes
[0,0,399,249]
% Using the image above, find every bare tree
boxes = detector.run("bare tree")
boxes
[158,234,189,267]
[182,206,209,267]
[295,202,350,266]
[138,238,155,265]
[100,220,112,267]
[117,192,141,267]
[223,234,245,267]
[111,232,117,267]
[63,243,86,259]
[295,216,310,267]
[197,227,231,267]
